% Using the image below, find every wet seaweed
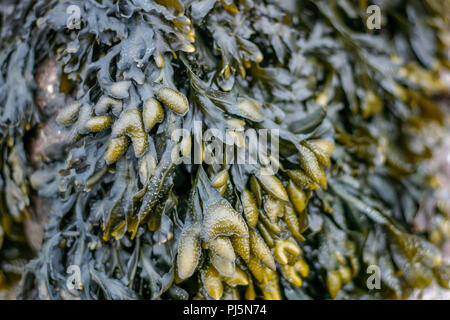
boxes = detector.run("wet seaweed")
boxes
[0,0,448,299]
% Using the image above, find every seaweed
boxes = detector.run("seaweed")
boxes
[0,0,448,299]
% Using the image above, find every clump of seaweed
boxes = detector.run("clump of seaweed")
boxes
[0,0,448,299]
